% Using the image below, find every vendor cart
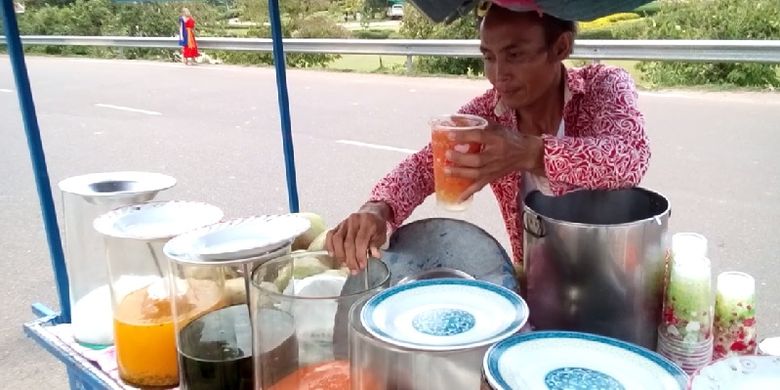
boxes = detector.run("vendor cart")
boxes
[2,0,699,389]
[1,0,301,387]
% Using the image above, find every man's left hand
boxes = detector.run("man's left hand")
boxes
[446,122,545,201]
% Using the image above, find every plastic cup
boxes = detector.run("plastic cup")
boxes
[672,233,708,260]
[713,271,757,359]
[657,325,713,374]
[662,255,713,343]
[430,114,488,211]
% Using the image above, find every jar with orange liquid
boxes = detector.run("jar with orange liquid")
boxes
[94,201,224,388]
[430,114,489,211]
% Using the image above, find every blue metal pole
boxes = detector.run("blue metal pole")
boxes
[267,0,300,213]
[2,0,70,323]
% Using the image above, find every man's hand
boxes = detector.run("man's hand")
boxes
[446,122,545,201]
[325,202,391,273]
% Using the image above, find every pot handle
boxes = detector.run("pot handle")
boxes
[523,213,546,239]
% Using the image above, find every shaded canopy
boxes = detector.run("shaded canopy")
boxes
[407,0,654,23]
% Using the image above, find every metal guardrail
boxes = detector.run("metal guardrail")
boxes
[2,36,780,68]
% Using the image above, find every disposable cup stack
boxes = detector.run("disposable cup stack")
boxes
[657,233,714,374]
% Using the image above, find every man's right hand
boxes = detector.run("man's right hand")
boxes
[326,202,391,273]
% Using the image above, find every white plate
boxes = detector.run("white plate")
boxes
[690,355,780,389]
[93,201,223,240]
[169,215,310,262]
[484,331,688,390]
[360,279,527,351]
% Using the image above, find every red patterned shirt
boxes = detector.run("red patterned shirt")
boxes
[369,65,650,265]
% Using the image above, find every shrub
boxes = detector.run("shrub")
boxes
[633,2,661,16]
[353,29,392,39]
[400,6,482,75]
[213,15,348,68]
[638,0,780,88]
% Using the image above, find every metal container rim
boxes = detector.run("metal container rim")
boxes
[250,251,391,300]
[523,187,671,229]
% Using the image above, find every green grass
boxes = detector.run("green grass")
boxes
[327,56,647,85]
[326,54,407,72]
[567,59,645,85]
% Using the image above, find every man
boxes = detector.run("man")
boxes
[326,4,650,272]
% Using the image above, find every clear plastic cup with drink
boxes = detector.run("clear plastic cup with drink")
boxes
[430,114,489,211]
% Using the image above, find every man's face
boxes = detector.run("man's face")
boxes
[480,15,561,109]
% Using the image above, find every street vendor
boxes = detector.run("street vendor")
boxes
[326,4,650,271]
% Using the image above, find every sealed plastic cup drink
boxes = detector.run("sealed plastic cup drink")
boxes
[431,114,489,211]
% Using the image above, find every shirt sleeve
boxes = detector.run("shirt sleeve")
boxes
[368,90,496,228]
[544,67,650,195]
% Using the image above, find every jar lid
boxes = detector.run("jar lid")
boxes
[93,201,223,241]
[59,171,176,200]
[164,215,310,265]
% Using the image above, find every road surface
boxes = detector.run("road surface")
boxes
[1,56,779,387]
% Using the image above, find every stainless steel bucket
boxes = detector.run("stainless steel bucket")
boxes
[521,188,670,349]
[349,295,492,390]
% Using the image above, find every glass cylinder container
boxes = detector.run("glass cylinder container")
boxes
[251,251,390,390]
[164,218,295,390]
[93,201,223,388]
[58,171,175,347]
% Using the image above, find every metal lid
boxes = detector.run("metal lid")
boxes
[93,201,223,241]
[58,171,176,200]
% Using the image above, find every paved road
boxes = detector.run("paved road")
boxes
[1,56,779,387]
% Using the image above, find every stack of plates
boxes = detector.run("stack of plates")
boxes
[690,355,780,389]
[359,279,528,351]
[483,331,688,390]
[164,214,310,263]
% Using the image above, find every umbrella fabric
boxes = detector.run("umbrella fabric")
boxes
[491,0,654,21]
[407,0,654,23]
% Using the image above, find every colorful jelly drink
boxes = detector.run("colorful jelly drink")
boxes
[268,360,380,390]
[113,277,224,388]
[431,114,488,211]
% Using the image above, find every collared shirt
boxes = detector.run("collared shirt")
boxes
[369,64,651,265]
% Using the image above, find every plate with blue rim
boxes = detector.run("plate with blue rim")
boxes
[690,355,780,389]
[360,279,528,351]
[484,331,688,390]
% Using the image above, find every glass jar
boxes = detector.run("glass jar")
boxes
[93,201,223,388]
[251,251,390,389]
[58,171,175,347]
[164,218,295,390]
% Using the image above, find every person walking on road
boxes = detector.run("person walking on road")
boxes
[178,8,199,65]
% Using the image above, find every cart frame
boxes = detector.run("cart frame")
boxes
[2,0,299,387]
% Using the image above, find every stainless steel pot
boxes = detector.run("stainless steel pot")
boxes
[349,295,491,390]
[521,188,670,349]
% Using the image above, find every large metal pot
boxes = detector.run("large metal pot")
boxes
[521,187,670,349]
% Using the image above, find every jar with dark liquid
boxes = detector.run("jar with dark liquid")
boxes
[164,217,297,390]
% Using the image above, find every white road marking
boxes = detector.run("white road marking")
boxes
[0,88,13,93]
[94,103,162,116]
[336,140,416,154]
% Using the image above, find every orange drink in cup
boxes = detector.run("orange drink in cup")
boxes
[431,114,488,211]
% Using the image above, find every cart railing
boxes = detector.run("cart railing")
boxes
[2,36,780,72]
